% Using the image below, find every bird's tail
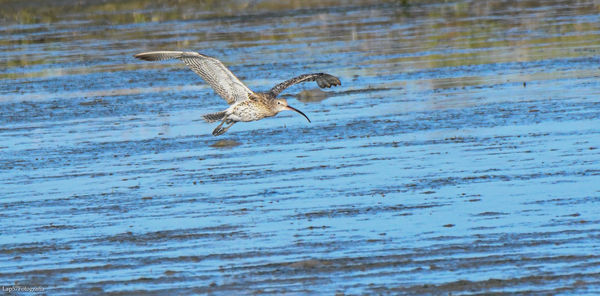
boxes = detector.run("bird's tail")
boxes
[203,111,227,123]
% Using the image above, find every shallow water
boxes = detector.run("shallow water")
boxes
[2,0,600,294]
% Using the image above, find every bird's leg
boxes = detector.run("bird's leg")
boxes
[212,119,236,136]
[212,119,226,135]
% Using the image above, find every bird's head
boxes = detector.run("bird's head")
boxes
[274,99,311,123]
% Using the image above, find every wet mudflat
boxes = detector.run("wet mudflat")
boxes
[1,0,600,294]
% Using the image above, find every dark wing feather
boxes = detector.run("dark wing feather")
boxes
[134,51,254,105]
[269,73,341,97]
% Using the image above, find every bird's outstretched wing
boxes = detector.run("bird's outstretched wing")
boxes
[269,73,341,97]
[134,51,254,105]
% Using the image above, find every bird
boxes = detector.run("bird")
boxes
[133,51,341,136]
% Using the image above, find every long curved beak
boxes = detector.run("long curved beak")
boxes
[286,105,311,123]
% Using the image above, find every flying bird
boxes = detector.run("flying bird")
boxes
[134,51,341,136]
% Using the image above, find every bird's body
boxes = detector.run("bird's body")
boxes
[134,51,341,136]
[223,93,278,122]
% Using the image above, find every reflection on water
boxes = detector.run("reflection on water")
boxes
[295,89,332,103]
[2,0,599,75]
[2,0,600,295]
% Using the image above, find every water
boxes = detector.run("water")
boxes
[2,0,600,294]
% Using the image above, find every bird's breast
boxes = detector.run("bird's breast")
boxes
[230,102,272,122]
